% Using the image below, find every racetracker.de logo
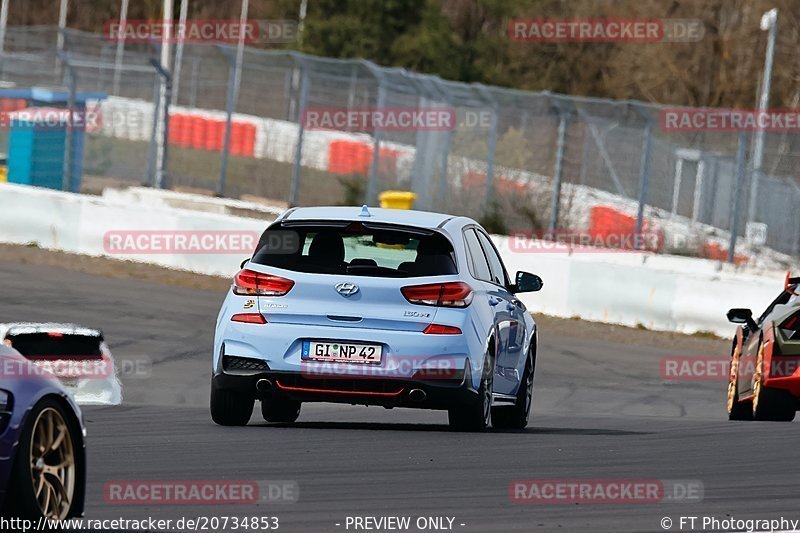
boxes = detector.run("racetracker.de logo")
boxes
[103,20,298,44]
[104,480,299,505]
[0,356,114,380]
[508,18,703,43]
[508,230,662,253]
[0,108,101,130]
[661,109,800,132]
[301,355,463,380]
[661,356,800,380]
[103,230,261,255]
[510,479,703,503]
[301,108,456,132]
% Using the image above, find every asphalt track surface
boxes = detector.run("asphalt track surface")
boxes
[3,260,800,532]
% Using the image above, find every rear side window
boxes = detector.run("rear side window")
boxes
[463,229,492,282]
[5,333,102,358]
[252,223,457,277]
[476,231,508,286]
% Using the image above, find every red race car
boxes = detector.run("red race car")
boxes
[727,273,800,421]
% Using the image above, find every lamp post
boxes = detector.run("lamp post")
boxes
[747,8,778,227]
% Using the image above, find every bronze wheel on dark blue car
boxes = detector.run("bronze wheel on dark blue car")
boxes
[7,398,81,520]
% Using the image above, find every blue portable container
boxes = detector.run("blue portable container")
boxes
[1,88,105,193]
[8,107,88,193]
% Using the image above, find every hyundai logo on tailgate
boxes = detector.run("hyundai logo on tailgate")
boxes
[335,282,360,297]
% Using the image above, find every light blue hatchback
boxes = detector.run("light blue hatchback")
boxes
[211,206,542,431]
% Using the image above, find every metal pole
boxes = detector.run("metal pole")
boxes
[56,0,68,54]
[289,66,309,207]
[366,79,386,206]
[692,159,705,222]
[747,8,778,225]
[297,0,308,46]
[171,0,189,106]
[112,0,129,96]
[216,0,249,196]
[217,57,237,195]
[57,0,68,43]
[481,106,498,213]
[150,59,172,189]
[288,65,300,120]
[728,131,748,263]
[793,192,800,257]
[469,85,500,212]
[548,111,568,232]
[145,74,160,185]
[579,125,590,186]
[0,0,9,54]
[635,119,654,243]
[189,56,199,108]
[153,0,172,188]
[159,77,171,189]
[347,64,357,110]
[437,126,453,209]
[62,58,76,192]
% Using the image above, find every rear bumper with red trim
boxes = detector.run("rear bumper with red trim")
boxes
[212,362,479,410]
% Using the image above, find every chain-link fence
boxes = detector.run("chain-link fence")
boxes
[1,25,799,259]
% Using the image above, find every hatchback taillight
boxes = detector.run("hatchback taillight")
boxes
[233,269,294,296]
[401,282,473,308]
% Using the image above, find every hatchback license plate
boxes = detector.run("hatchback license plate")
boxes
[302,341,382,364]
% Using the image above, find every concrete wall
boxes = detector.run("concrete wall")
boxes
[0,182,786,337]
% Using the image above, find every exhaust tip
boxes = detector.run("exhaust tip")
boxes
[408,388,427,402]
[256,379,272,394]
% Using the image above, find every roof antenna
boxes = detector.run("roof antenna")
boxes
[359,205,371,217]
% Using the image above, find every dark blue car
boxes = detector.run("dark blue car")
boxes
[0,344,86,520]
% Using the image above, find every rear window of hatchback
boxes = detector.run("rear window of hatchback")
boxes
[251,221,457,277]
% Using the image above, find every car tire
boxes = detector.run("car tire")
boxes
[261,397,301,423]
[751,343,796,422]
[727,342,752,421]
[5,397,83,520]
[448,351,493,432]
[210,385,254,426]
[492,347,535,430]
[753,385,796,421]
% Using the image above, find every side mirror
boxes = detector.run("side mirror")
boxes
[727,308,757,330]
[514,271,543,293]
[240,258,250,269]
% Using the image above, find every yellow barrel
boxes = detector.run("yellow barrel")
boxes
[379,190,416,209]
[0,166,7,182]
